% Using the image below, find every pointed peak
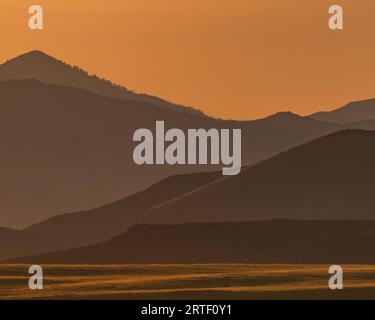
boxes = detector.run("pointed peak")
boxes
[247,111,304,125]
[2,50,61,66]
[23,50,49,57]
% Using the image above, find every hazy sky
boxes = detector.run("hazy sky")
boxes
[1,0,375,119]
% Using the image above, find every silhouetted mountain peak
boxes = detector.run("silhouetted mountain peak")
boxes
[2,50,62,68]
[253,110,319,126]
[13,50,54,59]
[0,50,91,82]
[0,50,207,118]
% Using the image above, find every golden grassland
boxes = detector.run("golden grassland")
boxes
[1,264,375,300]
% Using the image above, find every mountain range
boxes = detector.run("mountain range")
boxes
[0,50,357,228]
[1,50,375,263]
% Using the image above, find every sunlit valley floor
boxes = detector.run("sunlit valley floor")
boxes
[1,264,375,300]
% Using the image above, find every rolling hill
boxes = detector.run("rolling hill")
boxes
[140,129,375,225]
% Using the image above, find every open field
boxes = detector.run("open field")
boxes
[1,264,375,300]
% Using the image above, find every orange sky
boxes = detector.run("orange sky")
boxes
[1,0,375,120]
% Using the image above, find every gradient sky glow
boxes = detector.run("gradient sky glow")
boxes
[1,0,375,119]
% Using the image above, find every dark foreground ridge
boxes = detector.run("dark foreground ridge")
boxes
[7,220,375,264]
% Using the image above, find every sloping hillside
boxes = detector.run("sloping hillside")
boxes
[141,130,375,224]
[0,227,60,261]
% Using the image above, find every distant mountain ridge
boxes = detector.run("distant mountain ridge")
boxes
[0,50,205,117]
[311,98,375,124]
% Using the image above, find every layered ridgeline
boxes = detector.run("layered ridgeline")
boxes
[8,220,375,264]
[0,172,222,261]
[2,129,374,262]
[0,51,348,228]
[1,51,375,230]
[139,129,375,224]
